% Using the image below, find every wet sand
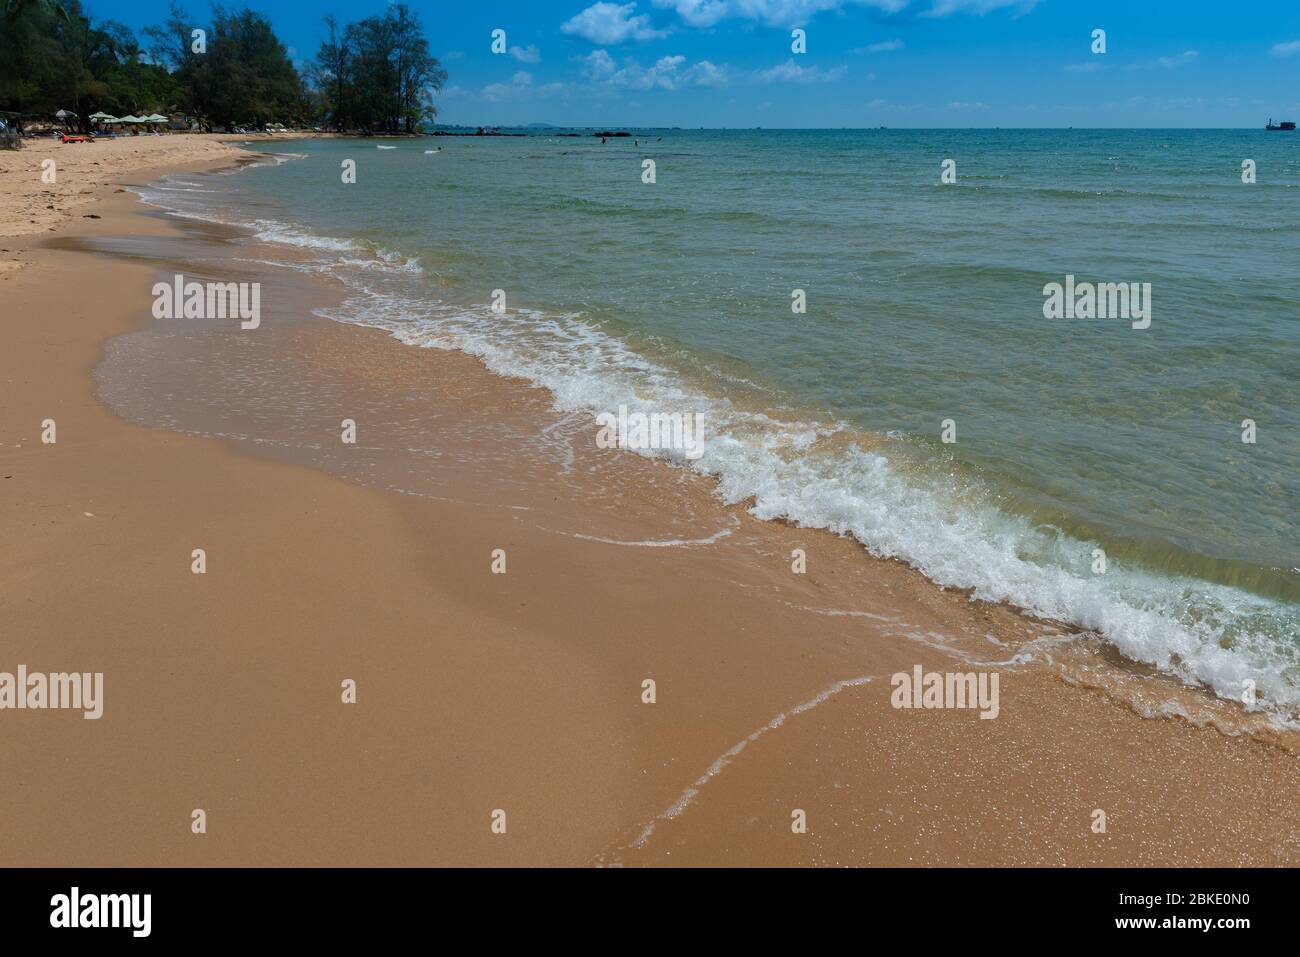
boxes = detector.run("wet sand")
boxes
[1,152,1298,866]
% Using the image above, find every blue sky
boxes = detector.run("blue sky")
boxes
[91,0,1300,127]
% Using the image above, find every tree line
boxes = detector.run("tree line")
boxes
[0,0,447,133]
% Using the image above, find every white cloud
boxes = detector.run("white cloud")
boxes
[583,49,618,79]
[654,0,908,28]
[510,44,541,63]
[684,59,728,86]
[652,0,1038,28]
[1271,40,1300,57]
[947,100,988,109]
[757,58,847,83]
[926,0,1040,15]
[1155,50,1199,68]
[1064,61,1101,73]
[1125,50,1200,72]
[864,97,917,112]
[853,38,903,53]
[652,0,732,27]
[482,71,534,102]
[581,49,729,89]
[562,3,669,44]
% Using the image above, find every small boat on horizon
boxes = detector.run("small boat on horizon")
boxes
[1265,117,1296,130]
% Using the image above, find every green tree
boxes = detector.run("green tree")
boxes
[1,1,445,135]
[310,14,350,131]
[329,4,445,134]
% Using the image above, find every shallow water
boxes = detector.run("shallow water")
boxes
[131,129,1300,715]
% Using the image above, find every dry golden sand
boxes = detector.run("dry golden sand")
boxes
[1,151,1298,866]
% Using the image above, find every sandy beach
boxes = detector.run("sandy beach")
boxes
[0,133,279,232]
[2,135,1299,867]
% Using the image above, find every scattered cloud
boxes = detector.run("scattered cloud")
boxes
[686,60,729,86]
[658,0,977,28]
[1064,61,1101,73]
[650,0,729,27]
[583,49,618,77]
[925,0,1040,15]
[642,0,1043,30]
[652,0,888,28]
[483,71,534,102]
[577,49,849,92]
[757,58,848,83]
[853,38,904,53]
[1271,40,1300,57]
[510,44,541,63]
[562,3,669,44]
[582,49,728,89]
[864,97,919,112]
[1155,50,1199,68]
[1124,50,1200,72]
[947,99,989,109]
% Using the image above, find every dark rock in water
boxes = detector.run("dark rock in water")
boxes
[432,128,524,137]
[592,130,631,137]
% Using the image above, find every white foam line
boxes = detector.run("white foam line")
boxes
[785,602,899,624]
[532,412,589,473]
[384,484,532,511]
[570,528,733,548]
[627,673,880,852]
[788,601,1046,669]
[165,427,394,453]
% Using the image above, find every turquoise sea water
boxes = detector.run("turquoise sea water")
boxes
[137,129,1299,713]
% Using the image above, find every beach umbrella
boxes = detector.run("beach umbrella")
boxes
[118,115,144,123]
[144,114,168,123]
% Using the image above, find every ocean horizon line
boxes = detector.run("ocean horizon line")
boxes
[436,124,1296,132]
